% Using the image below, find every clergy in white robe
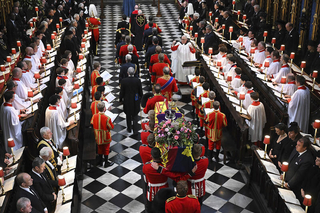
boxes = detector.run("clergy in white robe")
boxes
[171,36,196,82]
[232,75,249,95]
[45,95,73,148]
[253,42,266,66]
[246,92,266,144]
[231,68,242,89]
[12,67,38,100]
[244,31,255,54]
[17,61,38,89]
[55,67,74,99]
[6,81,31,110]
[287,76,310,133]
[57,79,70,107]
[212,45,228,66]
[275,74,297,96]
[225,61,237,80]
[267,51,281,76]
[259,47,273,72]
[241,81,254,110]
[24,47,41,75]
[0,91,26,152]
[55,87,67,119]
[271,54,291,83]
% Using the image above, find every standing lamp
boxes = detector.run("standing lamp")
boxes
[200,37,205,54]
[263,31,268,43]
[28,90,34,113]
[227,75,232,94]
[239,92,245,113]
[34,72,41,93]
[33,17,37,28]
[29,22,33,31]
[71,101,77,120]
[242,14,246,23]
[6,56,12,73]
[40,57,47,76]
[271,38,276,48]
[76,68,82,85]
[280,76,286,98]
[238,36,243,51]
[250,48,255,66]
[1,65,6,85]
[58,175,66,203]
[237,10,240,21]
[0,167,4,195]
[59,17,63,28]
[300,61,306,75]
[313,120,320,144]
[17,41,21,54]
[222,24,225,36]
[232,0,235,10]
[312,71,318,91]
[35,7,39,17]
[303,195,312,213]
[290,52,295,70]
[7,138,15,163]
[11,48,16,63]
[194,32,198,43]
[209,11,212,22]
[281,162,289,187]
[208,48,213,65]
[263,135,270,159]
[229,26,233,41]
[280,45,285,55]
[63,147,70,171]
[56,23,60,33]
[264,61,270,80]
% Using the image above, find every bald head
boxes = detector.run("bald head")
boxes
[25,47,33,55]
[155,45,162,53]
[12,67,22,78]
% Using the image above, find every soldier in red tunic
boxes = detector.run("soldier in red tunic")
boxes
[165,181,201,213]
[156,67,178,101]
[143,84,165,114]
[90,102,114,167]
[151,54,171,83]
[204,101,227,162]
[149,46,171,73]
[119,36,139,64]
[87,5,101,55]
[141,120,154,145]
[139,133,155,164]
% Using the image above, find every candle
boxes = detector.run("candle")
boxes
[208,48,213,54]
[264,61,270,68]
[209,11,212,16]
[6,56,11,63]
[227,75,232,82]
[312,70,318,79]
[0,65,5,71]
[58,175,66,186]
[85,22,89,28]
[34,72,40,79]
[217,61,221,67]
[82,38,86,43]
[11,48,16,54]
[56,23,60,29]
[239,92,245,100]
[290,52,295,59]
[40,57,47,64]
[201,37,205,43]
[280,76,286,84]
[301,61,306,68]
[63,147,70,156]
[243,14,247,20]
[263,31,268,37]
[53,31,57,36]
[84,30,88,34]
[281,162,289,172]
[7,138,15,147]
[32,17,37,23]
[250,48,255,54]
[314,120,320,129]
[303,195,312,207]
[81,42,85,48]
[239,36,243,42]
[59,17,63,22]
[76,68,81,73]
[232,0,236,5]
[189,26,193,31]
[237,10,241,15]
[51,34,55,40]
[222,24,225,29]
[280,45,285,51]
[0,167,3,177]
[229,26,233,33]
[215,17,219,23]
[46,44,51,50]
[71,101,77,109]
[271,38,276,44]
[28,90,33,98]
[194,32,198,38]
[79,54,84,60]
[17,41,21,47]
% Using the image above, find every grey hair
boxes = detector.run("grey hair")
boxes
[97,102,105,112]
[39,147,52,157]
[71,20,77,25]
[32,157,45,169]
[79,3,84,8]
[40,21,48,26]
[40,127,51,137]
[74,14,79,19]
[58,5,63,10]
[163,67,170,75]
[128,67,135,76]
[209,91,216,100]
[127,44,133,52]
[16,197,31,211]
[254,5,260,10]
[69,26,75,32]
[193,13,199,18]
[125,54,132,61]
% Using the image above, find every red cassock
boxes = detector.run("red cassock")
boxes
[143,94,165,114]
[90,112,114,155]
[87,17,101,42]
[119,44,139,64]
[196,90,209,116]
[143,162,169,201]
[191,84,202,107]
[189,76,199,86]
[139,144,152,164]
[149,53,171,73]
[187,156,209,198]
[165,195,201,213]
[90,100,100,115]
[91,85,98,100]
[151,63,171,83]
[156,76,178,101]
[144,23,162,33]
[205,110,227,150]
[199,100,214,128]
[91,70,101,86]
[141,131,151,145]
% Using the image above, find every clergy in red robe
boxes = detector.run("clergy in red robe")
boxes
[91,77,105,100]
[156,67,178,101]
[91,92,102,115]
[189,68,200,86]
[205,101,227,162]
[90,102,114,168]
[143,84,165,114]
[90,62,102,86]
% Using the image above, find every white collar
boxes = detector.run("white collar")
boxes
[298,150,307,156]
[32,169,42,179]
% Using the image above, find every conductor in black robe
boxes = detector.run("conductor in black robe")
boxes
[131,12,146,51]
[120,68,143,134]
[61,30,79,67]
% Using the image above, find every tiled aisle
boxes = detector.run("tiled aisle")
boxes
[80,3,259,213]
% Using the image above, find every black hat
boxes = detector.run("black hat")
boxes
[276,20,286,26]
[65,30,73,36]
[307,40,317,47]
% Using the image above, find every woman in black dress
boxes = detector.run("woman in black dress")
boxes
[269,123,290,169]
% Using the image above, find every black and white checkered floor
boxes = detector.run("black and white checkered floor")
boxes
[80,3,259,213]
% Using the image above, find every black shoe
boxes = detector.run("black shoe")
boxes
[104,161,114,168]
[96,154,103,167]
[127,128,132,133]
[215,149,220,162]
[207,150,213,162]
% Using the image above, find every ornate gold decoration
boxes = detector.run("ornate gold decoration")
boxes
[281,0,287,20]
[290,1,297,25]
[273,0,280,29]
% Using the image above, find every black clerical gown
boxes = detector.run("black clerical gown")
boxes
[131,14,146,50]
[284,28,299,55]
[273,28,286,49]
[120,76,143,117]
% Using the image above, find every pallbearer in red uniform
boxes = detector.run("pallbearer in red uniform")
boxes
[87,4,101,55]
[141,120,154,145]
[91,92,102,115]
[139,133,155,164]
[187,144,208,206]
[156,67,178,101]
[90,102,114,168]
[143,84,165,114]
[205,101,227,162]
[191,76,205,113]
[151,54,171,83]
[199,91,216,133]
[90,62,102,86]
[165,181,201,213]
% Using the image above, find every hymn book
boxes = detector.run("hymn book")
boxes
[260,159,280,175]
[278,188,301,205]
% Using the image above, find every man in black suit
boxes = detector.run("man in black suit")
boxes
[117,14,130,29]
[273,20,286,49]
[284,22,299,55]
[204,25,219,54]
[282,137,314,196]
[145,28,162,52]
[128,44,140,73]
[16,197,41,213]
[250,5,261,29]
[145,37,159,67]
[61,30,79,67]
[220,11,233,39]
[119,55,138,84]
[14,173,48,213]
[120,68,143,134]
[179,1,187,29]
[30,158,56,213]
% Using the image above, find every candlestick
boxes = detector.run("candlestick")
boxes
[77,90,79,102]
[263,135,270,159]
[301,61,306,75]
[281,162,289,187]
[313,120,320,144]
[63,147,70,171]
[303,195,312,213]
